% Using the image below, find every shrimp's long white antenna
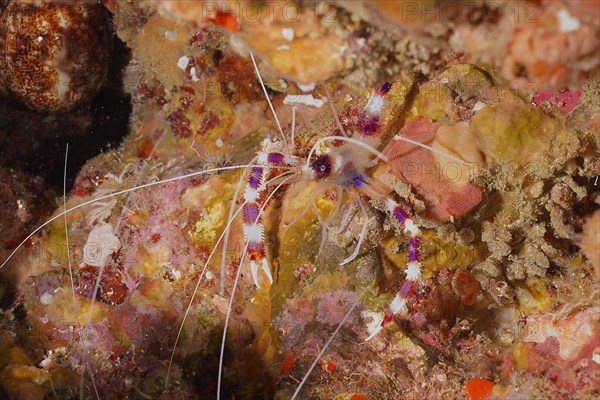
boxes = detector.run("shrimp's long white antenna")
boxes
[290,292,363,400]
[0,164,290,270]
[325,85,350,138]
[81,253,111,397]
[165,200,247,389]
[340,194,369,266]
[115,117,165,231]
[249,51,289,152]
[166,170,293,389]
[63,143,80,341]
[306,136,389,172]
[63,146,99,400]
[393,134,480,168]
[217,174,294,399]
[87,368,100,400]
[291,106,297,146]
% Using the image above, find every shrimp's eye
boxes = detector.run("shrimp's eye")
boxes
[310,155,332,180]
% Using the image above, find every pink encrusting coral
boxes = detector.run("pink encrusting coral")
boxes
[385,117,483,221]
[532,89,582,113]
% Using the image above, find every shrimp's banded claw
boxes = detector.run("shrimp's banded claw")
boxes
[250,257,273,288]
[362,293,406,342]
[362,310,386,341]
[362,291,410,341]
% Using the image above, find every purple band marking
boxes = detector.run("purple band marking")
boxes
[352,176,364,187]
[357,113,380,136]
[393,206,408,224]
[249,167,262,189]
[408,236,421,262]
[268,152,285,164]
[378,82,392,95]
[400,280,415,298]
[246,241,265,255]
[243,203,260,224]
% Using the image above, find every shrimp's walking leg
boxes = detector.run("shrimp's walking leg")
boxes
[217,174,293,399]
[221,156,257,294]
[243,163,272,288]
[363,197,423,341]
[243,150,295,287]
[243,199,272,288]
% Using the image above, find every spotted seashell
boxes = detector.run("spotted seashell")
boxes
[0,0,112,113]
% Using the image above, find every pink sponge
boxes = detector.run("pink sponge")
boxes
[385,117,482,221]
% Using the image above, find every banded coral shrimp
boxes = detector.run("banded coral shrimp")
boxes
[0,46,482,399]
[217,52,488,399]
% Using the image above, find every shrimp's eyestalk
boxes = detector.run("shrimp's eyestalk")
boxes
[310,154,333,180]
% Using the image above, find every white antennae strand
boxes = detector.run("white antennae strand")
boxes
[249,51,288,151]
[291,292,363,399]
